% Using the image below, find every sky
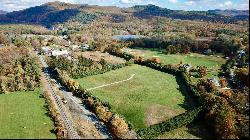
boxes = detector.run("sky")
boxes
[0,0,249,12]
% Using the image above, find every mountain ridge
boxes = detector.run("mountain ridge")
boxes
[0,2,248,27]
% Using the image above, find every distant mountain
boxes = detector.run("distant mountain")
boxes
[0,2,82,27]
[132,5,249,22]
[208,9,249,17]
[0,2,248,27]
[0,10,7,15]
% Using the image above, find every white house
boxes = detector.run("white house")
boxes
[51,50,69,57]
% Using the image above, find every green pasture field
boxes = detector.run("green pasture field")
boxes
[76,65,194,130]
[0,89,56,139]
[123,48,226,69]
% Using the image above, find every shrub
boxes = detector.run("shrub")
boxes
[150,57,161,64]
[137,106,202,139]
[43,91,68,139]
[197,66,208,78]
[220,90,232,98]
[108,114,130,139]
[219,78,228,88]
[95,105,113,124]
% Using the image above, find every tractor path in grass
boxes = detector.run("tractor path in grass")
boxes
[86,74,136,91]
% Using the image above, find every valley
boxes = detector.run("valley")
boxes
[0,0,249,139]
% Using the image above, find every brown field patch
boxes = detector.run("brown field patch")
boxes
[122,48,147,57]
[74,51,126,64]
[145,104,185,126]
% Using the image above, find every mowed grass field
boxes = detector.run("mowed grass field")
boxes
[0,89,56,139]
[123,48,226,69]
[76,65,193,130]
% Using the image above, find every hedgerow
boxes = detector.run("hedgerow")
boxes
[137,106,202,139]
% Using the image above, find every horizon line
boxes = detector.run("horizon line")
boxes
[0,1,249,13]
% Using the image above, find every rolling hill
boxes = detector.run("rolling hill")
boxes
[0,1,248,27]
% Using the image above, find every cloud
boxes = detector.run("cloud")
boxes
[218,1,234,9]
[185,1,195,6]
[120,0,137,4]
[168,0,178,3]
[148,0,156,5]
[224,1,233,7]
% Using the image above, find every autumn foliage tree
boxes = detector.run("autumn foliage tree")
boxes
[219,78,228,88]
[197,66,208,78]
[234,67,249,87]
[0,32,9,45]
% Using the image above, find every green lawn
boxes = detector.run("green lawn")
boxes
[76,65,194,130]
[0,89,56,139]
[123,48,225,82]
[123,48,226,69]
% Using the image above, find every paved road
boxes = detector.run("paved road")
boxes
[38,55,80,139]
[38,55,112,139]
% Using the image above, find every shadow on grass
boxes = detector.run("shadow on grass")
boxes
[185,117,215,139]
[172,77,215,139]
[175,75,196,110]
